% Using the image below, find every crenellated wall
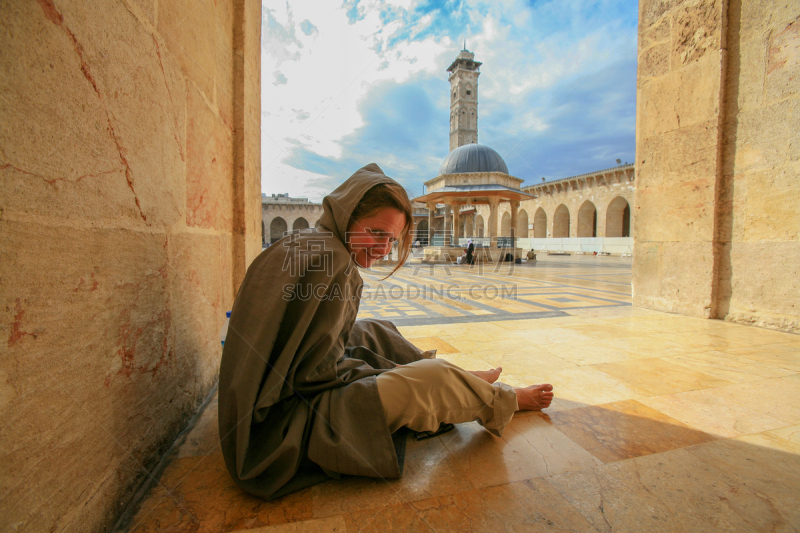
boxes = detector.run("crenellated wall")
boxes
[0,0,261,531]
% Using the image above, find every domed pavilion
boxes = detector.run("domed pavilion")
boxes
[413,49,534,262]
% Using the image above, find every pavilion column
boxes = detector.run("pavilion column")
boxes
[426,202,435,245]
[452,203,461,247]
[510,200,519,244]
[443,199,452,246]
[488,197,499,247]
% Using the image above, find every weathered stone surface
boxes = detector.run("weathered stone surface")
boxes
[640,0,683,28]
[726,98,800,175]
[636,119,719,187]
[0,0,261,531]
[639,41,671,78]
[634,0,799,333]
[738,0,800,41]
[640,15,671,49]
[732,36,768,112]
[670,0,721,68]
[727,241,800,331]
[765,18,800,103]
[638,52,721,138]
[158,0,218,100]
[186,83,234,230]
[633,241,715,317]
[635,176,716,242]
[0,222,194,532]
[737,163,800,242]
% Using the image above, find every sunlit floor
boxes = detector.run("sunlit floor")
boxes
[119,256,800,532]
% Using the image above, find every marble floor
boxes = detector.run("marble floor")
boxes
[117,256,800,532]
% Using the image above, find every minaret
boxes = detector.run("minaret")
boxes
[447,47,481,152]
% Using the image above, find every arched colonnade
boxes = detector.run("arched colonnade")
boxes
[526,195,632,238]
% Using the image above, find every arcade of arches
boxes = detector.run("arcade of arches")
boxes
[262,202,324,244]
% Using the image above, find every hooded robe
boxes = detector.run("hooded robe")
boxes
[219,164,432,500]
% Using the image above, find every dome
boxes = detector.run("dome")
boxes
[438,144,509,175]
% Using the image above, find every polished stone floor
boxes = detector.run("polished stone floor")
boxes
[118,256,800,532]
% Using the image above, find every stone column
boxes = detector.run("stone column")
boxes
[443,199,452,246]
[426,202,435,245]
[510,200,519,243]
[452,203,461,247]
[488,197,499,247]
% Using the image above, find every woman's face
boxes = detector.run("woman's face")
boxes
[347,207,406,268]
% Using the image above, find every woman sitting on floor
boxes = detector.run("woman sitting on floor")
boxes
[218,163,554,500]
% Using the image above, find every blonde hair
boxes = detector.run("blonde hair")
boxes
[350,183,413,278]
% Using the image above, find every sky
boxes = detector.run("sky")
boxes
[261,0,639,202]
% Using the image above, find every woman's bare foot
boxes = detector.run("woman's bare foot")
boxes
[468,366,503,384]
[514,384,554,411]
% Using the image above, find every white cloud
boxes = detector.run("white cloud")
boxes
[261,0,638,195]
[261,0,453,194]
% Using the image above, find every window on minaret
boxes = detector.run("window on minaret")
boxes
[466,90,471,95]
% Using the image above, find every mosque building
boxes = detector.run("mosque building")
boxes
[262,47,636,253]
[412,47,636,257]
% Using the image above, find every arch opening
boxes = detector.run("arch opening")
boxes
[517,209,529,239]
[606,197,631,238]
[501,211,511,236]
[270,217,287,244]
[533,208,547,238]
[293,217,309,231]
[577,201,598,238]
[553,204,570,238]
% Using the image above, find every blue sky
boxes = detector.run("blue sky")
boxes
[261,0,639,201]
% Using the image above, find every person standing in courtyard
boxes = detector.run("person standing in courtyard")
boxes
[466,238,475,265]
[218,163,554,500]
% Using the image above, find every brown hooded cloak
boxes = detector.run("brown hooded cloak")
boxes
[219,164,432,500]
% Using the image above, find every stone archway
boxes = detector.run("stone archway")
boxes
[293,217,309,231]
[553,204,570,238]
[606,196,631,237]
[577,200,597,237]
[270,217,287,243]
[534,208,547,238]
[517,209,529,238]
[501,211,511,236]
[475,215,485,237]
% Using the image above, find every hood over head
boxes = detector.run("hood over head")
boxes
[317,163,398,244]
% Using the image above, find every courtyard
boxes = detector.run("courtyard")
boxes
[117,256,800,532]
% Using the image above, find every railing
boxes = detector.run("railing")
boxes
[425,236,633,256]
[457,237,490,248]
[517,237,633,256]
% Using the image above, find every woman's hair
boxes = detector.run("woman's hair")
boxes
[350,183,413,278]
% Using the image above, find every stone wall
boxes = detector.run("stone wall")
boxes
[633,0,799,331]
[0,1,261,531]
[262,202,325,244]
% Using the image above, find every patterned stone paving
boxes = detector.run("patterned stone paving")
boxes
[357,256,631,325]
